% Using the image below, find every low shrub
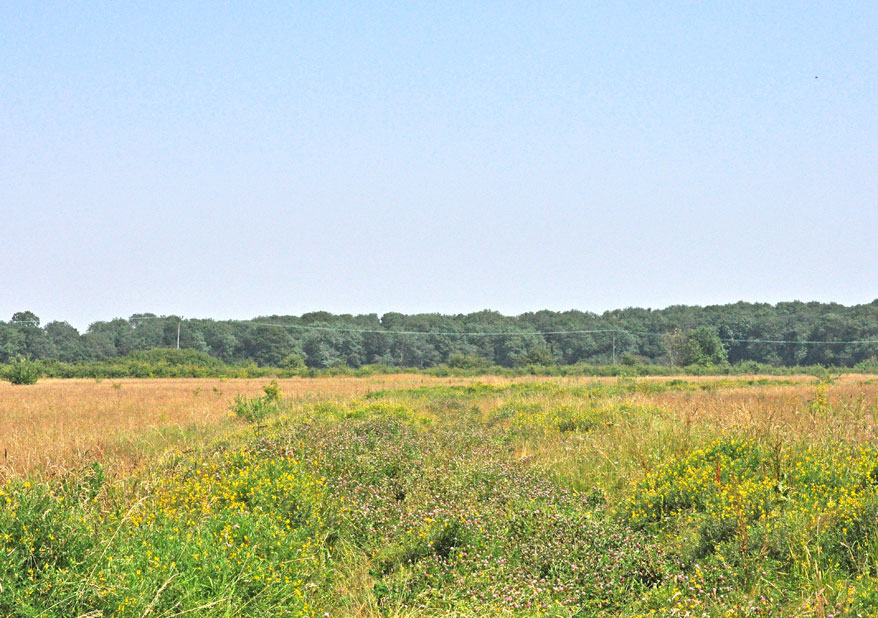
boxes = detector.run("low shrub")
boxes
[2,357,40,385]
[231,380,284,422]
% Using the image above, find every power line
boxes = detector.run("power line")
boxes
[723,337,878,345]
[128,315,622,336]
[114,315,878,346]
[224,321,878,346]
[245,321,622,337]
[620,327,878,345]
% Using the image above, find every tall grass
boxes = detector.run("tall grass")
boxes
[3,375,878,615]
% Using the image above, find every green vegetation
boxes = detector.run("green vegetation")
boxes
[232,380,284,422]
[5,377,878,615]
[1,357,41,385]
[2,300,878,370]
[3,349,877,383]
[662,326,728,366]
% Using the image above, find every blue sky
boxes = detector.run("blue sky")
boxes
[2,3,876,330]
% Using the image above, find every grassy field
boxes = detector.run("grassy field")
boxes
[3,374,878,616]
[0,375,483,481]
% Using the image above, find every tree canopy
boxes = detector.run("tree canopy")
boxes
[2,300,876,368]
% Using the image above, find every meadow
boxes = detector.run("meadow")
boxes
[2,373,878,616]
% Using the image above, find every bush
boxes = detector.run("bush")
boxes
[2,357,41,385]
[446,352,492,370]
[232,380,284,422]
[129,347,223,367]
[281,353,306,370]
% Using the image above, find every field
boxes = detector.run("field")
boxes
[0,375,470,481]
[3,374,878,616]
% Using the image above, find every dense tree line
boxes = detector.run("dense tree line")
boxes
[2,300,877,369]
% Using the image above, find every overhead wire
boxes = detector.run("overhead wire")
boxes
[124,315,878,345]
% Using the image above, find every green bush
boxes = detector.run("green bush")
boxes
[128,347,224,367]
[2,357,41,385]
[446,352,492,370]
[281,353,306,369]
[231,381,284,422]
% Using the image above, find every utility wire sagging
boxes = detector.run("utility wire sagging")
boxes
[126,314,878,345]
[6,305,878,368]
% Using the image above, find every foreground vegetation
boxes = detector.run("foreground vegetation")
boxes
[3,375,878,615]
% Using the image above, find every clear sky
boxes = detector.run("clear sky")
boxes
[2,3,876,331]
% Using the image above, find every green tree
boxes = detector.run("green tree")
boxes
[81,331,118,360]
[241,325,297,366]
[662,329,690,367]
[686,326,728,366]
[86,319,130,357]
[303,333,342,368]
[11,310,40,326]
[10,312,55,359]
[200,321,239,362]
[516,344,556,367]
[0,322,26,363]
[44,321,86,362]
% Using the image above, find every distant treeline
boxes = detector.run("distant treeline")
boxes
[2,300,878,369]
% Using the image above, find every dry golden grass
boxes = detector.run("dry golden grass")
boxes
[2,373,873,483]
[1,372,606,480]
[0,374,476,480]
[637,374,878,442]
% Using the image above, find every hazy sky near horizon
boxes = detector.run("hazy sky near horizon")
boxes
[2,3,876,331]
